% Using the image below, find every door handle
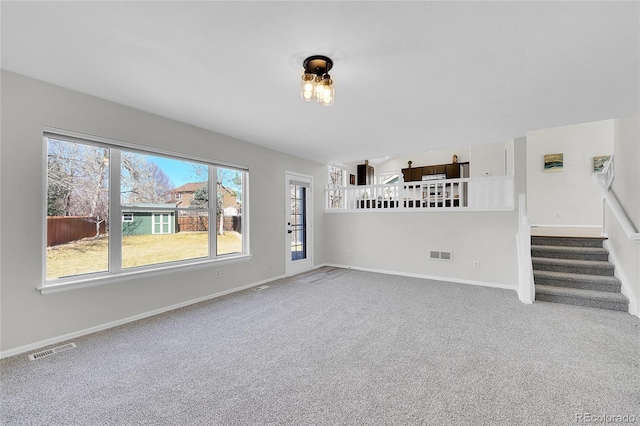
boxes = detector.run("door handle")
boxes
[287,230,292,234]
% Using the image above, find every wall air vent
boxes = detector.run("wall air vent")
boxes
[429,251,453,261]
[28,342,77,360]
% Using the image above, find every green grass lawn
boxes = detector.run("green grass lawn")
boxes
[47,232,242,279]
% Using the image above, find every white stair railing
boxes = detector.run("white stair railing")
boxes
[594,155,640,241]
[326,176,514,212]
[516,193,534,304]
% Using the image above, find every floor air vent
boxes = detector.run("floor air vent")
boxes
[252,285,270,292]
[28,343,77,360]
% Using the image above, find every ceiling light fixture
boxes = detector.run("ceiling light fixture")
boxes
[301,55,334,107]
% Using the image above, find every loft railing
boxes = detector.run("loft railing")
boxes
[326,176,514,212]
[516,193,534,304]
[594,155,640,241]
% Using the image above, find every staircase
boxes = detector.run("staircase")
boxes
[532,236,629,312]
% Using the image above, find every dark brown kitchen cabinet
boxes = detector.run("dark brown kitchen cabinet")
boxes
[424,165,446,175]
[445,164,461,179]
[357,163,375,185]
[401,162,468,182]
[410,167,423,181]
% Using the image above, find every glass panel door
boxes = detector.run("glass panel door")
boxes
[290,183,307,261]
[285,172,312,276]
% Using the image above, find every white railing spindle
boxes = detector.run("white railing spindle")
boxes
[326,176,514,212]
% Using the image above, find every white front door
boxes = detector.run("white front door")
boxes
[285,172,313,276]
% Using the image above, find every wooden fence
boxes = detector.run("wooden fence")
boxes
[177,215,209,232]
[177,215,241,233]
[47,216,106,247]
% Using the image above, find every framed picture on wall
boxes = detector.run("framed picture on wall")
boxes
[593,155,611,173]
[349,174,356,185]
[544,153,563,173]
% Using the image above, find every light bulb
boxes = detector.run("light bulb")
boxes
[316,75,333,106]
[300,73,316,102]
[314,77,323,98]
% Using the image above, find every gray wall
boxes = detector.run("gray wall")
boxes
[0,71,326,354]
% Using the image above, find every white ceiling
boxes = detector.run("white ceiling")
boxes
[2,1,638,165]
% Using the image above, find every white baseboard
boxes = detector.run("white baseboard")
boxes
[603,240,639,318]
[322,263,517,291]
[530,224,602,228]
[0,274,286,360]
[530,225,604,238]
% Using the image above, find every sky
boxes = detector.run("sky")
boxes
[151,155,206,188]
[149,154,240,192]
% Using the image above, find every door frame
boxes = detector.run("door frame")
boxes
[285,171,314,277]
[152,212,171,234]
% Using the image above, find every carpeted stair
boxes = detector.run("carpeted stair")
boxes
[532,236,629,312]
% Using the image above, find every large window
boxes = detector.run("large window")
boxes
[327,165,345,209]
[45,132,248,286]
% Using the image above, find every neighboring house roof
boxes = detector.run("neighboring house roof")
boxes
[170,182,237,196]
[171,182,206,193]
[220,184,236,196]
[169,182,240,211]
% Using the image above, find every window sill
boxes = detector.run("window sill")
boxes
[38,254,252,295]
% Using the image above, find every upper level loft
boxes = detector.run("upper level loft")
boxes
[325,140,516,212]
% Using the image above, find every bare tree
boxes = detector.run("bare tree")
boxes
[47,139,109,236]
[47,141,175,239]
[328,166,344,209]
[217,168,242,235]
[121,152,174,205]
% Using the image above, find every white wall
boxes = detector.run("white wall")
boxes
[374,147,471,176]
[324,211,518,288]
[469,140,509,177]
[0,71,326,355]
[526,119,614,226]
[324,138,527,289]
[346,140,514,183]
[606,112,640,316]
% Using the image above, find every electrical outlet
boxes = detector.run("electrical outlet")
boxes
[557,212,563,219]
[347,250,351,257]
[215,269,221,277]
[473,261,479,269]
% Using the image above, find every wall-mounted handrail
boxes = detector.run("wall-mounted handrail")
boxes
[516,193,534,303]
[594,155,640,241]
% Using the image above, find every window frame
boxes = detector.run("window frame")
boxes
[122,212,134,222]
[327,164,346,187]
[378,171,400,185]
[41,128,251,294]
[327,164,346,210]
